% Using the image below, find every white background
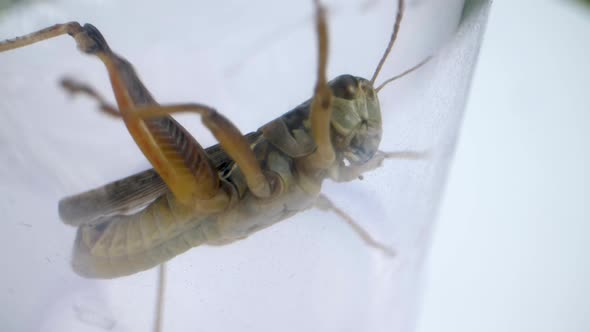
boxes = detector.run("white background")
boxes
[418,1,590,332]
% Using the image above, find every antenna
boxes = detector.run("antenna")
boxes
[375,56,432,93]
[370,0,405,86]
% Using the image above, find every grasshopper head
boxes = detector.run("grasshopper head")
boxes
[329,75,382,165]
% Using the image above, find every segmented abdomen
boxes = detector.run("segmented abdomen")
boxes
[72,193,211,278]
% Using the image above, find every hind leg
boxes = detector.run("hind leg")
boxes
[1,22,225,205]
[57,77,274,199]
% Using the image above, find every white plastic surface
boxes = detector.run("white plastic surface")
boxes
[0,1,489,331]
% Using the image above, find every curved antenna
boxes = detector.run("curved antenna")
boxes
[375,56,432,93]
[370,0,405,86]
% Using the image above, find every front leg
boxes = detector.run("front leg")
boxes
[330,150,429,182]
[299,0,335,172]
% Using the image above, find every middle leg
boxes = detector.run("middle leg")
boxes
[61,77,119,117]
[315,193,396,256]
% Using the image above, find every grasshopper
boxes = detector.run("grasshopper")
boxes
[0,0,427,280]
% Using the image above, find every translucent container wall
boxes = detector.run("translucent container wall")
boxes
[0,0,490,331]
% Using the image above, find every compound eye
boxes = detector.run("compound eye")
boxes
[330,75,358,100]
